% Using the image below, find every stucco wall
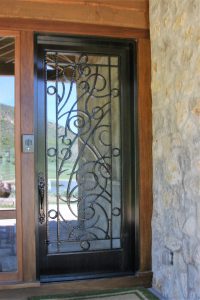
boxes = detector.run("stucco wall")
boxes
[150,1,200,299]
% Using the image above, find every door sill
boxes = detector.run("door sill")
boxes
[40,271,135,283]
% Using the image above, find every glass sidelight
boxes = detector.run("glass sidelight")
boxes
[0,36,17,273]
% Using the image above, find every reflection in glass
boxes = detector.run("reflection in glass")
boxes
[0,37,17,272]
[46,52,121,253]
[0,219,17,272]
[0,37,15,210]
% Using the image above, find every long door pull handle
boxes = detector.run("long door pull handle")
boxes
[38,172,45,224]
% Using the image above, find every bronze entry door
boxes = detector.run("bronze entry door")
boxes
[36,35,137,281]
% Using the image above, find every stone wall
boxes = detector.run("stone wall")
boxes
[150,0,200,299]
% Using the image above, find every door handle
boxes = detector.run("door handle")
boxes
[38,172,45,224]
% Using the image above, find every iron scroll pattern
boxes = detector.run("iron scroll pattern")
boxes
[45,52,121,253]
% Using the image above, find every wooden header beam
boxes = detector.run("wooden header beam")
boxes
[0,0,149,30]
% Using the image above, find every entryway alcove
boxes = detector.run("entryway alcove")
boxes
[36,34,136,281]
[0,0,152,291]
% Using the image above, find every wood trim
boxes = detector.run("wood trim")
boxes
[15,30,23,282]
[20,31,36,282]
[0,273,20,282]
[137,38,152,272]
[0,18,149,39]
[0,281,40,290]
[0,210,16,219]
[0,30,23,281]
[0,0,149,30]
[0,30,20,36]
[0,273,152,296]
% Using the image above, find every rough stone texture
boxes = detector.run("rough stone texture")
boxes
[150,0,200,299]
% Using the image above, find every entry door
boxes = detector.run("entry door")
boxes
[36,36,137,280]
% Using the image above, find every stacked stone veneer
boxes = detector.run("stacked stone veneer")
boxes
[150,1,200,299]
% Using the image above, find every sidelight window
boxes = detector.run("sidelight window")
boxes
[0,35,19,275]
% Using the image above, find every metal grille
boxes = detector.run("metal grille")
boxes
[45,52,121,253]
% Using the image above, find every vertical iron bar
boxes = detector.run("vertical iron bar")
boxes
[55,52,60,251]
[108,56,113,249]
[118,55,123,249]
[44,52,49,244]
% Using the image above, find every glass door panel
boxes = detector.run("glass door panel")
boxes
[45,53,121,253]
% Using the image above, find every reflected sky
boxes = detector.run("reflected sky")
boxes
[0,76,15,106]
[47,81,77,128]
[0,77,77,129]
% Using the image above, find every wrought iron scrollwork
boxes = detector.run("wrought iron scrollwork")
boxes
[45,52,121,252]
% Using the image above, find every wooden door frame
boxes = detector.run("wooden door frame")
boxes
[0,17,152,286]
